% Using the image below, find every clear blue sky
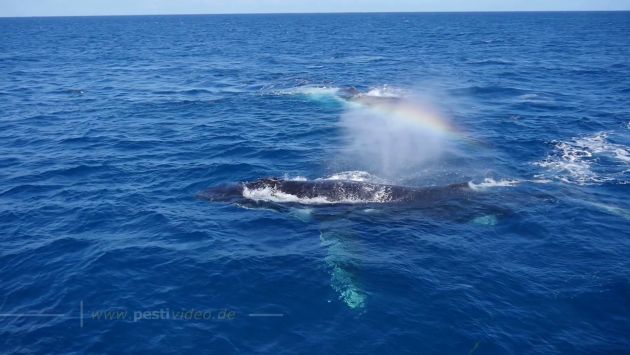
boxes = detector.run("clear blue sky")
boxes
[1,0,629,17]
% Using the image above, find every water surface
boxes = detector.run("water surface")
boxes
[1,12,629,354]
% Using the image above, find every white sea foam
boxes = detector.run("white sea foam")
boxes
[273,85,341,98]
[282,173,308,181]
[319,170,387,183]
[536,132,630,185]
[280,170,386,183]
[364,85,406,98]
[577,133,630,163]
[468,178,520,191]
[284,84,407,101]
[243,186,328,204]
[242,183,394,205]
[293,86,340,97]
[529,178,553,184]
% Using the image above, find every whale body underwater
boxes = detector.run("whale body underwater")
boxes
[200,178,474,205]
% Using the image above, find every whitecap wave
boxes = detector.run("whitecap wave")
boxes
[535,132,630,185]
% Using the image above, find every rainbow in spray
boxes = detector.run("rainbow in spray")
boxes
[347,94,464,140]
[293,86,465,140]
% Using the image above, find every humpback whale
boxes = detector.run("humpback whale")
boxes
[200,177,507,311]
[200,177,472,205]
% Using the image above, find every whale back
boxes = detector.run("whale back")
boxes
[240,178,472,204]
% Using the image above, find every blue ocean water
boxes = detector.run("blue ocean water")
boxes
[1,12,630,353]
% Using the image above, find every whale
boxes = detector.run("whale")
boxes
[199,177,473,205]
[337,87,402,107]
[199,177,506,311]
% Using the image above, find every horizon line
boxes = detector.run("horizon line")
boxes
[1,9,629,19]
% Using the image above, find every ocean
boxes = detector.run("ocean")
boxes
[1,12,629,354]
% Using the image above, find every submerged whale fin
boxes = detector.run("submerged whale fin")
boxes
[288,207,314,222]
[320,229,367,310]
[471,214,499,226]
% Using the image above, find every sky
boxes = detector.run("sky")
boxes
[1,0,629,17]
